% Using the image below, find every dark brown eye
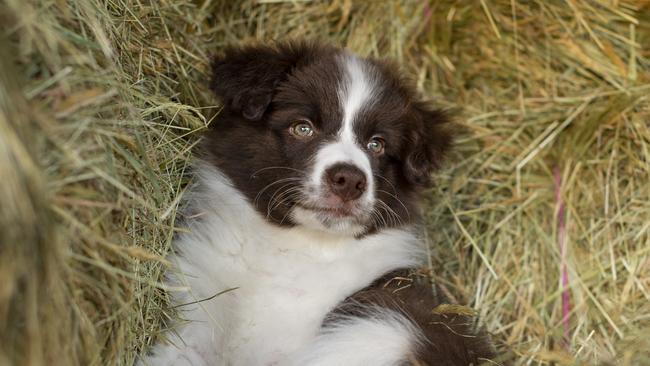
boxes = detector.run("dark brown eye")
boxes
[367,137,385,155]
[289,120,315,138]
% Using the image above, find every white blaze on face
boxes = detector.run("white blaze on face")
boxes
[294,55,378,235]
[310,55,376,204]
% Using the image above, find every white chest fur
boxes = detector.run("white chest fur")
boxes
[143,166,424,366]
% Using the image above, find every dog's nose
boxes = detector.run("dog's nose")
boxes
[325,164,367,202]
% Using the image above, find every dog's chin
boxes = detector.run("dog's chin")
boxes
[290,204,371,237]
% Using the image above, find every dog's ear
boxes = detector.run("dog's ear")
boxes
[210,42,324,121]
[403,104,454,187]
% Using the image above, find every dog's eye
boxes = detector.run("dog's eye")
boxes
[367,137,385,155]
[289,120,314,138]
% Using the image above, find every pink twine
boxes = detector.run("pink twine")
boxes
[422,1,432,24]
[554,167,571,348]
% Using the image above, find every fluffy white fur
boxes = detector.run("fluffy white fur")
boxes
[286,309,425,366]
[138,165,424,366]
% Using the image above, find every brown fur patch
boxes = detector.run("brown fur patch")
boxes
[327,270,511,365]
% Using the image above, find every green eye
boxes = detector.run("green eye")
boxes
[290,120,314,138]
[367,137,385,155]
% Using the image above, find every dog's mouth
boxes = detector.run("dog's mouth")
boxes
[299,204,356,218]
[288,190,375,235]
[297,198,371,221]
[287,184,375,234]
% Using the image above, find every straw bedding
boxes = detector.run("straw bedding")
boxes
[1,1,648,365]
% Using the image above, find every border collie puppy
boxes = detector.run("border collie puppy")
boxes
[140,41,498,366]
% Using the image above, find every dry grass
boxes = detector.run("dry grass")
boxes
[0,1,648,365]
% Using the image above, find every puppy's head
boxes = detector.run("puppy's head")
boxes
[206,41,452,236]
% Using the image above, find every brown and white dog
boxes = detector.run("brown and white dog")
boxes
[139,41,500,366]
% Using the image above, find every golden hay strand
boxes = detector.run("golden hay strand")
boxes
[0,1,648,365]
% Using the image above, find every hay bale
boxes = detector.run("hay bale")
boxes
[0,1,647,365]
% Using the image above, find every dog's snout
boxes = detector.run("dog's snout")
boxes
[325,164,367,201]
